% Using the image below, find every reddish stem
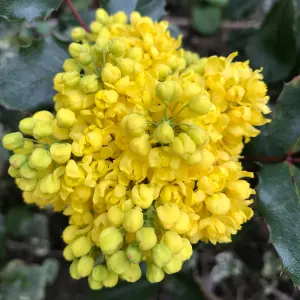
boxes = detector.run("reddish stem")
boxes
[64,0,90,32]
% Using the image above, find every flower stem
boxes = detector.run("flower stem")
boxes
[64,0,90,32]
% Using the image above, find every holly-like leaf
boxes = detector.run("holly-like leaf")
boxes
[168,272,205,299]
[244,78,300,158]
[192,5,222,35]
[257,162,300,285]
[0,37,68,111]
[0,259,60,300]
[223,0,261,20]
[82,279,160,299]
[105,0,166,21]
[245,0,297,83]
[0,0,63,22]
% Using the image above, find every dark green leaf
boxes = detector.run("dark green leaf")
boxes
[0,37,68,111]
[207,0,229,7]
[168,272,205,299]
[245,0,297,83]
[168,23,182,38]
[0,214,6,261]
[82,279,160,300]
[0,0,63,22]
[257,162,300,285]
[135,0,166,20]
[223,0,261,20]
[6,206,31,238]
[0,259,60,300]
[192,5,222,35]
[244,79,300,157]
[106,0,166,21]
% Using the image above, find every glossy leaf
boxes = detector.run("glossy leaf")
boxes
[257,162,300,285]
[105,0,166,20]
[83,279,160,299]
[168,272,205,299]
[244,78,300,157]
[245,0,297,83]
[0,37,68,111]
[192,5,222,35]
[0,0,63,22]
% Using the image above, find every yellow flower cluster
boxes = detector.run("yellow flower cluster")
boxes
[2,9,270,289]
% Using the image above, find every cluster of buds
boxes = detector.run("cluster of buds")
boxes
[2,9,269,290]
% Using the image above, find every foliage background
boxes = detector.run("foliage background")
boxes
[1,0,300,299]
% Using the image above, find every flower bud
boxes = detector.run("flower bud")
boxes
[127,46,143,62]
[186,126,209,147]
[63,244,75,261]
[102,271,118,288]
[109,38,126,57]
[126,244,142,263]
[173,211,190,234]
[163,231,183,254]
[94,37,109,53]
[146,264,165,283]
[197,149,215,172]
[152,243,172,267]
[178,238,193,261]
[156,80,182,104]
[113,11,127,24]
[50,143,72,164]
[32,120,52,140]
[130,11,141,25]
[136,227,157,251]
[71,27,86,41]
[14,140,34,156]
[70,260,81,279]
[33,111,54,121]
[99,227,123,255]
[69,42,82,58]
[101,63,121,83]
[88,276,103,290]
[92,265,109,282]
[71,236,92,257]
[62,225,78,244]
[39,172,61,194]
[107,205,125,227]
[19,118,36,135]
[96,8,110,24]
[90,21,103,33]
[80,75,98,94]
[157,203,180,229]
[117,58,135,76]
[8,166,20,178]
[2,132,23,150]
[121,263,142,283]
[170,133,196,158]
[185,150,202,165]
[132,184,154,209]
[77,255,94,277]
[227,180,252,200]
[19,162,36,179]
[163,255,182,274]
[63,59,81,72]
[56,108,77,128]
[62,71,80,87]
[188,93,211,115]
[107,250,130,275]
[29,148,52,170]
[123,207,144,233]
[121,114,147,137]
[15,178,37,191]
[205,193,231,215]
[129,134,151,157]
[155,64,172,81]
[153,122,174,144]
[9,154,27,169]
[79,53,92,65]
